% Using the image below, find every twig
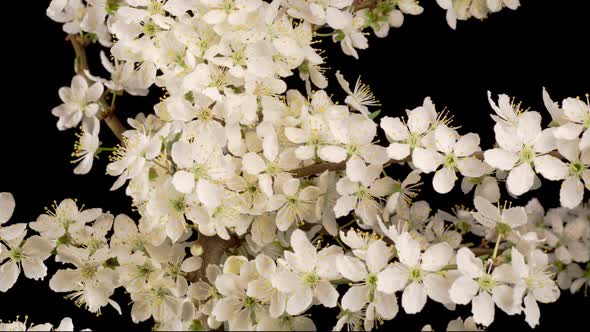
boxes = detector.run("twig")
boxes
[186,235,239,282]
[353,0,380,11]
[66,34,125,141]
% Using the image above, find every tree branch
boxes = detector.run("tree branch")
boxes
[67,35,125,141]
[187,235,239,282]
[353,0,380,11]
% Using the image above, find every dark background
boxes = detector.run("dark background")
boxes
[2,0,589,330]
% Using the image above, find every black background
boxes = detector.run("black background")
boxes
[2,0,589,330]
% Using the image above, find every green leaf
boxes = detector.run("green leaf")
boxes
[368,109,381,120]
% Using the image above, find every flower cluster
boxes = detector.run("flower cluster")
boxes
[7,0,583,330]
[0,317,83,331]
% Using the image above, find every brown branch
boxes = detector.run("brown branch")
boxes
[67,34,126,141]
[291,161,347,177]
[187,235,240,282]
[353,0,380,11]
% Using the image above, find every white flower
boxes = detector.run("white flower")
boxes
[0,317,80,331]
[449,247,520,326]
[380,97,438,160]
[201,0,262,25]
[335,71,380,116]
[534,138,590,208]
[329,113,388,165]
[544,210,590,264]
[284,115,345,163]
[106,124,169,190]
[511,248,560,328]
[52,75,103,130]
[484,110,556,196]
[383,170,421,220]
[412,125,486,193]
[47,0,85,34]
[334,157,395,227]
[246,254,289,318]
[274,229,342,315]
[377,232,454,314]
[569,264,590,294]
[0,227,54,292]
[130,276,184,323]
[268,178,322,231]
[336,240,399,331]
[446,316,481,331]
[0,192,20,240]
[50,245,120,313]
[471,196,527,236]
[29,198,102,241]
[146,178,197,242]
[487,0,521,12]
[88,52,156,96]
[554,96,590,151]
[212,259,264,330]
[72,116,100,175]
[330,10,368,59]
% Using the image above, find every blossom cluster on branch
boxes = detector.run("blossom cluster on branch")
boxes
[3,0,588,330]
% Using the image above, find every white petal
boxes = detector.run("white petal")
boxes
[315,280,339,307]
[334,195,357,218]
[517,111,542,145]
[523,293,540,328]
[434,125,459,154]
[454,133,481,157]
[484,148,518,170]
[0,261,19,292]
[449,275,480,304]
[172,170,195,194]
[346,156,367,183]
[421,242,453,271]
[374,291,399,319]
[290,229,317,261]
[560,177,584,208]
[366,240,391,273]
[282,178,300,197]
[407,107,433,134]
[423,273,452,303]
[395,232,421,267]
[341,285,369,312]
[432,167,457,194]
[336,255,368,282]
[506,163,535,196]
[457,158,486,177]
[474,196,501,223]
[472,292,495,326]
[534,155,569,180]
[412,148,443,173]
[326,7,352,29]
[242,152,266,175]
[381,117,409,141]
[387,143,411,160]
[0,192,15,224]
[285,127,308,144]
[286,286,313,315]
[22,258,47,280]
[501,206,528,228]
[401,281,427,314]
[318,146,347,163]
[181,256,203,272]
[377,265,408,294]
[456,247,484,279]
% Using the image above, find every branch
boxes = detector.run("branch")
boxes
[67,35,126,141]
[353,0,380,11]
[187,235,239,282]
[291,161,347,177]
